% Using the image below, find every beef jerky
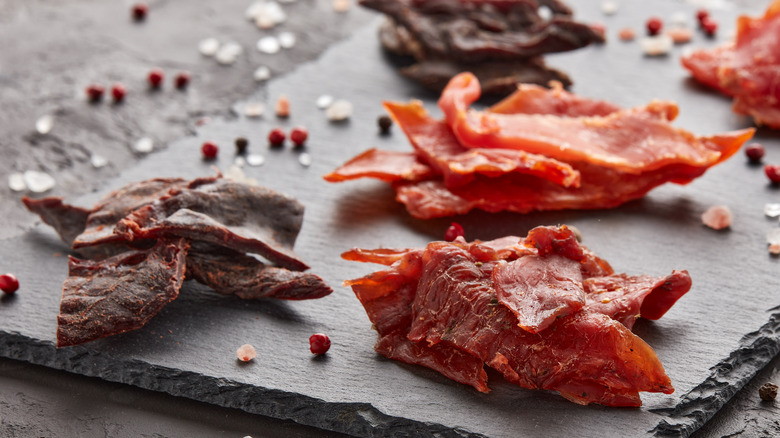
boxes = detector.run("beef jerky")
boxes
[58,238,189,347]
[115,178,310,271]
[186,243,332,300]
[21,196,90,246]
[323,148,436,183]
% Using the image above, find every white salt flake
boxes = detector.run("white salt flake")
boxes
[537,5,552,21]
[325,99,353,121]
[236,344,257,362]
[35,115,54,135]
[278,32,296,49]
[767,228,780,245]
[253,1,286,29]
[701,205,733,230]
[246,154,265,166]
[23,170,56,193]
[333,0,351,12]
[90,154,108,168]
[764,203,780,218]
[225,165,258,186]
[316,94,334,109]
[600,1,618,15]
[234,156,246,167]
[198,38,220,56]
[253,66,272,82]
[640,35,674,56]
[245,1,265,20]
[134,137,154,153]
[257,36,281,54]
[244,102,265,118]
[298,153,312,167]
[216,42,243,65]
[669,11,689,28]
[8,173,26,192]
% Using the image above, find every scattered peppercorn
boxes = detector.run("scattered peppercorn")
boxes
[131,2,148,21]
[148,69,164,88]
[618,27,636,42]
[290,126,308,147]
[378,115,393,134]
[646,17,663,36]
[236,343,257,362]
[444,222,465,241]
[275,95,290,118]
[85,84,105,102]
[696,9,710,26]
[745,143,765,163]
[309,333,331,355]
[235,137,249,154]
[0,273,19,294]
[268,128,286,147]
[765,164,780,183]
[701,18,718,37]
[201,141,219,160]
[174,71,190,89]
[759,382,778,401]
[111,83,126,103]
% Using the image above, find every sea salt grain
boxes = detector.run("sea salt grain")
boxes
[24,170,56,193]
[316,94,334,109]
[134,137,154,153]
[244,102,265,118]
[90,154,108,168]
[216,42,243,65]
[640,34,673,56]
[35,115,54,135]
[253,66,271,82]
[600,1,618,15]
[325,99,353,121]
[767,228,780,245]
[333,0,350,12]
[278,32,296,49]
[701,205,733,230]
[236,344,257,362]
[198,38,220,56]
[257,36,281,54]
[298,153,312,167]
[764,203,780,218]
[8,173,26,192]
[246,154,265,166]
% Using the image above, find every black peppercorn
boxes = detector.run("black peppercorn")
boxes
[378,115,393,135]
[235,137,249,154]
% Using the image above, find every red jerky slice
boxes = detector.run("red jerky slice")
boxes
[488,81,622,117]
[115,178,309,271]
[21,196,91,246]
[323,148,435,183]
[186,244,332,300]
[58,238,189,347]
[440,72,745,174]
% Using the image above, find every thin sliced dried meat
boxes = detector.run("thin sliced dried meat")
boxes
[21,196,90,246]
[58,238,189,347]
[115,178,309,271]
[383,100,580,188]
[680,44,736,96]
[186,244,332,300]
[440,72,747,174]
[343,226,684,406]
[488,80,622,117]
[323,148,435,183]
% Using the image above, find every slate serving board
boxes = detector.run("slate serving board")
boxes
[2,1,779,437]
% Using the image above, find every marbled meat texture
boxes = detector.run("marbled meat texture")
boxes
[344,225,692,406]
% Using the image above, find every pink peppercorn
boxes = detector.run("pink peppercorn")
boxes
[111,83,126,102]
[309,333,331,355]
[201,141,219,160]
[148,69,164,88]
[85,84,105,102]
[646,17,663,36]
[290,126,308,147]
[696,9,709,25]
[765,164,780,183]
[132,3,148,21]
[745,143,765,163]
[444,222,465,242]
[0,274,19,294]
[174,72,190,89]
[268,128,286,146]
[702,18,718,36]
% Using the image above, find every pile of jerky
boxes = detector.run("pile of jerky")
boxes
[361,0,604,95]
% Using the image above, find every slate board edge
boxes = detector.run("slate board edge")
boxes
[651,309,780,437]
[0,332,485,438]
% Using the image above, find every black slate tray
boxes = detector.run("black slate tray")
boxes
[2,2,779,437]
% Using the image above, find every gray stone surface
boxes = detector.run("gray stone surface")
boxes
[2,0,780,437]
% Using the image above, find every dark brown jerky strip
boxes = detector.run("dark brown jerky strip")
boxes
[21,196,90,246]
[72,177,188,249]
[57,238,189,347]
[115,178,309,271]
[186,243,332,300]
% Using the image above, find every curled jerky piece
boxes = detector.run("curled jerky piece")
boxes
[58,238,189,347]
[343,226,690,406]
[186,243,332,300]
[115,178,309,271]
[21,196,91,247]
[323,148,435,183]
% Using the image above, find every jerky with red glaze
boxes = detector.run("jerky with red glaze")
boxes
[115,178,309,271]
[58,238,189,347]
[186,243,332,300]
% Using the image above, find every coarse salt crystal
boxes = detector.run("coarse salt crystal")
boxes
[134,137,154,153]
[640,35,673,56]
[669,11,689,28]
[35,115,54,135]
[257,36,281,54]
[298,153,312,167]
[333,0,350,12]
[253,66,271,82]
[246,154,265,166]
[325,99,352,121]
[198,38,220,56]
[216,42,243,65]
[278,32,296,49]
[600,1,618,15]
[23,170,56,193]
[234,156,246,167]
[254,1,286,29]
[244,102,265,118]
[90,154,108,168]
[764,203,780,218]
[236,343,257,362]
[701,205,733,230]
[767,228,780,245]
[316,94,334,109]
[8,173,26,192]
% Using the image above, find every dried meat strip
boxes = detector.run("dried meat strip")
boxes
[58,238,189,347]
[21,196,90,247]
[115,178,310,271]
[439,72,750,174]
[488,80,622,117]
[343,226,685,406]
[323,148,435,183]
[681,1,780,128]
[186,243,332,300]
